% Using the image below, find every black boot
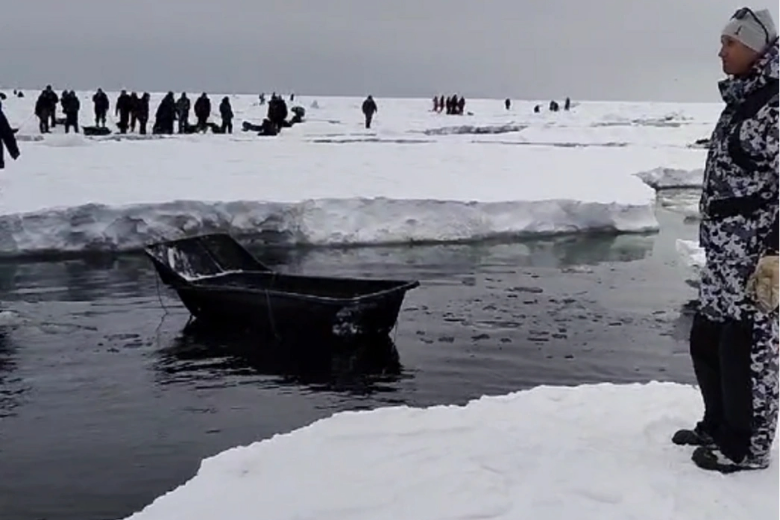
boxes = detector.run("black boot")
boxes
[692,446,768,473]
[672,423,715,446]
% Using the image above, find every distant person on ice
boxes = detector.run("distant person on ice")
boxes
[129,92,140,132]
[115,90,132,133]
[219,97,234,134]
[673,7,779,474]
[62,90,80,133]
[137,93,150,135]
[0,101,20,170]
[154,92,176,134]
[362,95,377,129]
[92,88,109,128]
[176,93,190,133]
[194,93,211,133]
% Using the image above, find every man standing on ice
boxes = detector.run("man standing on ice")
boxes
[0,101,20,169]
[674,7,779,473]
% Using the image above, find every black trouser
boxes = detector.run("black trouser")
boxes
[118,112,130,134]
[178,113,189,133]
[138,117,147,135]
[196,116,208,132]
[221,118,233,134]
[690,312,754,461]
[130,113,137,132]
[364,113,373,129]
[38,114,49,133]
[64,113,79,133]
[95,110,106,127]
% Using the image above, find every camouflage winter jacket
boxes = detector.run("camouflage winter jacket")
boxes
[699,41,779,258]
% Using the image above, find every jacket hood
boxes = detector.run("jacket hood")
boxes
[719,39,779,104]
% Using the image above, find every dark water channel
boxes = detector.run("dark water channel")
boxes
[0,208,700,520]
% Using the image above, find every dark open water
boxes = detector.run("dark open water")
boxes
[0,208,699,520]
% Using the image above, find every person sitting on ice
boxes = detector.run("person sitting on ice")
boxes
[673,7,779,474]
[0,101,20,170]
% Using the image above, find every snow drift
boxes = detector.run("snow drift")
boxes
[0,197,657,257]
[123,382,778,520]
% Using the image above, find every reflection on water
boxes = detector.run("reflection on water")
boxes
[0,233,657,304]
[0,327,26,419]
[154,323,405,396]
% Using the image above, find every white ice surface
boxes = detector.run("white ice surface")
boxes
[123,382,778,520]
[0,92,713,256]
[634,167,704,190]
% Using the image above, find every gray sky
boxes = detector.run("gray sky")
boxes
[1,0,777,102]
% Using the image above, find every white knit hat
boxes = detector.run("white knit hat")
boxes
[722,8,778,52]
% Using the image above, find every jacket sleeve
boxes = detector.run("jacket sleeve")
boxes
[762,102,779,255]
[0,111,20,160]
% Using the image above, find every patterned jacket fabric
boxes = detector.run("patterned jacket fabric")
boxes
[696,39,779,466]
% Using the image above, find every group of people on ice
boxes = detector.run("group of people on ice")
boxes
[34,87,236,136]
[34,86,83,133]
[432,95,466,115]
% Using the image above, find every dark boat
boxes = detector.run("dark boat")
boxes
[144,233,420,340]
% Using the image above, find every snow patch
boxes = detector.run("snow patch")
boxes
[676,239,705,270]
[0,197,657,257]
[122,382,778,520]
[422,124,525,136]
[41,133,92,147]
[635,167,704,190]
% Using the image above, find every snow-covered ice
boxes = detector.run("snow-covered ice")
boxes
[634,167,704,190]
[123,382,778,520]
[0,92,714,257]
[676,239,706,270]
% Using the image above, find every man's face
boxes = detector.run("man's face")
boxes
[719,35,761,75]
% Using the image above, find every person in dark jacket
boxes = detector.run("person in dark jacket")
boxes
[43,85,58,128]
[564,97,572,111]
[219,97,234,134]
[137,93,150,135]
[266,94,288,130]
[672,8,779,474]
[35,91,51,133]
[93,88,109,127]
[62,90,80,133]
[116,90,132,133]
[153,92,176,134]
[0,102,20,169]
[362,95,377,129]
[129,92,140,132]
[194,93,211,133]
[176,93,190,133]
[505,98,511,110]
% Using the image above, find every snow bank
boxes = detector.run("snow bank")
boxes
[0,197,657,256]
[635,167,703,190]
[123,382,778,520]
[0,141,661,257]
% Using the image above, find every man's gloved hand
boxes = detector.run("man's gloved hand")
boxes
[747,255,779,313]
